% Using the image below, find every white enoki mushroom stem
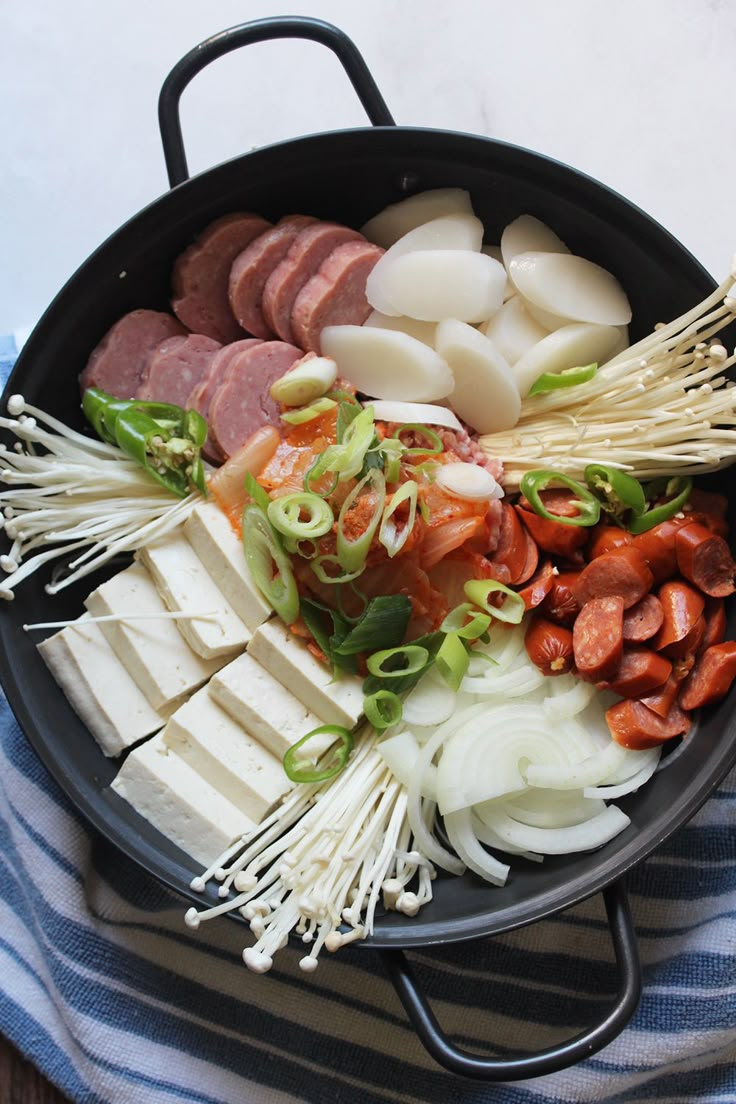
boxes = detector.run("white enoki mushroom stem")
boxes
[185,731,435,972]
[480,278,736,485]
[0,397,203,597]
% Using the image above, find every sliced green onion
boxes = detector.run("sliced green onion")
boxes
[464,579,526,625]
[335,404,376,480]
[267,491,334,541]
[366,644,430,679]
[299,597,356,674]
[379,480,418,558]
[333,594,412,656]
[282,725,353,783]
[335,580,369,624]
[303,456,339,498]
[362,630,443,697]
[392,423,444,456]
[270,356,338,406]
[520,470,601,528]
[528,362,597,396]
[280,397,337,425]
[336,468,386,574]
[312,555,366,585]
[440,602,492,640]
[328,389,360,407]
[379,438,405,483]
[243,471,271,514]
[241,504,299,625]
[337,398,361,441]
[435,631,469,692]
[364,690,403,732]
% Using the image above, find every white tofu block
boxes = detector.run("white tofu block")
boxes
[138,532,250,659]
[85,562,223,711]
[210,652,331,759]
[111,734,254,867]
[163,687,291,821]
[37,614,170,757]
[247,619,364,730]
[184,501,272,632]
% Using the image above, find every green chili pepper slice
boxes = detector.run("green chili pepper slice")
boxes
[528,362,597,396]
[584,464,646,521]
[519,470,601,527]
[282,725,354,783]
[628,476,694,534]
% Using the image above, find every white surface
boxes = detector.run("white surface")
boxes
[1,0,735,334]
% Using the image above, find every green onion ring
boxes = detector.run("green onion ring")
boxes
[391,422,444,456]
[366,644,430,679]
[440,602,492,640]
[464,579,526,625]
[267,491,334,541]
[435,631,470,692]
[364,690,403,731]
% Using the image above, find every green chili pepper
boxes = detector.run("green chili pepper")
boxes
[82,388,208,497]
[282,725,354,783]
[519,470,601,527]
[628,476,693,534]
[584,464,646,521]
[528,362,597,396]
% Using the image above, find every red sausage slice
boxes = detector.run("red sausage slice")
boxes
[654,580,706,658]
[171,213,272,343]
[622,594,664,643]
[674,522,736,598]
[515,506,588,561]
[606,698,691,749]
[639,673,682,718]
[517,560,555,611]
[491,504,533,583]
[524,617,574,676]
[599,647,672,698]
[679,641,736,710]
[80,310,187,399]
[541,570,582,626]
[588,525,633,560]
[701,598,727,651]
[632,517,688,583]
[573,595,625,681]
[291,240,384,353]
[572,546,653,610]
[187,338,264,463]
[136,334,222,406]
[262,222,363,344]
[229,215,318,339]
[209,341,302,459]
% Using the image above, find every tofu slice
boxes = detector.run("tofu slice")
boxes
[184,501,272,632]
[85,562,223,711]
[163,687,291,821]
[37,614,170,757]
[111,734,254,867]
[247,619,364,730]
[138,531,250,659]
[210,652,332,759]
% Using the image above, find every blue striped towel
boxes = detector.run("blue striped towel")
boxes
[1,336,735,1104]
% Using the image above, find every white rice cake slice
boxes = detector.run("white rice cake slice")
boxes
[163,686,291,821]
[37,614,170,757]
[184,501,272,632]
[247,619,364,730]
[85,562,223,711]
[138,531,250,660]
[209,652,334,760]
[111,734,254,867]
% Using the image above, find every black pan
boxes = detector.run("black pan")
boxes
[2,17,736,1082]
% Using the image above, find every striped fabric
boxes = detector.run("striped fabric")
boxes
[1,345,736,1103]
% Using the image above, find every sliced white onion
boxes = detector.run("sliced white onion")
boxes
[471,812,544,861]
[509,252,632,326]
[482,296,549,365]
[378,730,437,801]
[366,213,484,315]
[512,321,622,398]
[525,740,633,790]
[583,751,661,800]
[374,250,505,323]
[444,809,510,885]
[501,214,569,270]
[475,805,630,854]
[500,788,606,829]
[320,326,454,402]
[435,462,503,502]
[406,715,466,876]
[363,311,437,347]
[598,745,661,786]
[435,320,521,433]
[361,189,474,249]
[369,399,462,431]
[542,678,597,720]
[402,667,457,727]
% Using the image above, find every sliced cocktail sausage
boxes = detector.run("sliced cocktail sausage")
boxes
[136,334,221,406]
[229,215,317,339]
[654,580,706,658]
[524,616,574,675]
[573,595,625,681]
[171,213,272,343]
[291,240,383,353]
[606,698,691,749]
[600,647,672,698]
[572,546,653,610]
[674,522,736,598]
[622,594,664,643]
[187,338,263,463]
[208,341,302,459]
[80,310,187,399]
[541,570,582,626]
[679,641,736,710]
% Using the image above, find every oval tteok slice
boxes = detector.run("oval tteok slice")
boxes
[229,215,317,339]
[136,334,222,407]
[171,213,272,343]
[292,240,384,353]
[208,341,302,459]
[80,309,187,399]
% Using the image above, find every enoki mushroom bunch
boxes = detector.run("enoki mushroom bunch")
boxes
[481,272,736,488]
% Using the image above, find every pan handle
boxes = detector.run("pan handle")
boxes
[158,16,395,188]
[380,880,641,1081]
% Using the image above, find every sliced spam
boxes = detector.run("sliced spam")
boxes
[184,501,272,632]
[247,618,364,730]
[111,733,255,867]
[37,613,170,757]
[210,651,334,759]
[162,686,291,821]
[138,531,250,660]
[85,561,224,711]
